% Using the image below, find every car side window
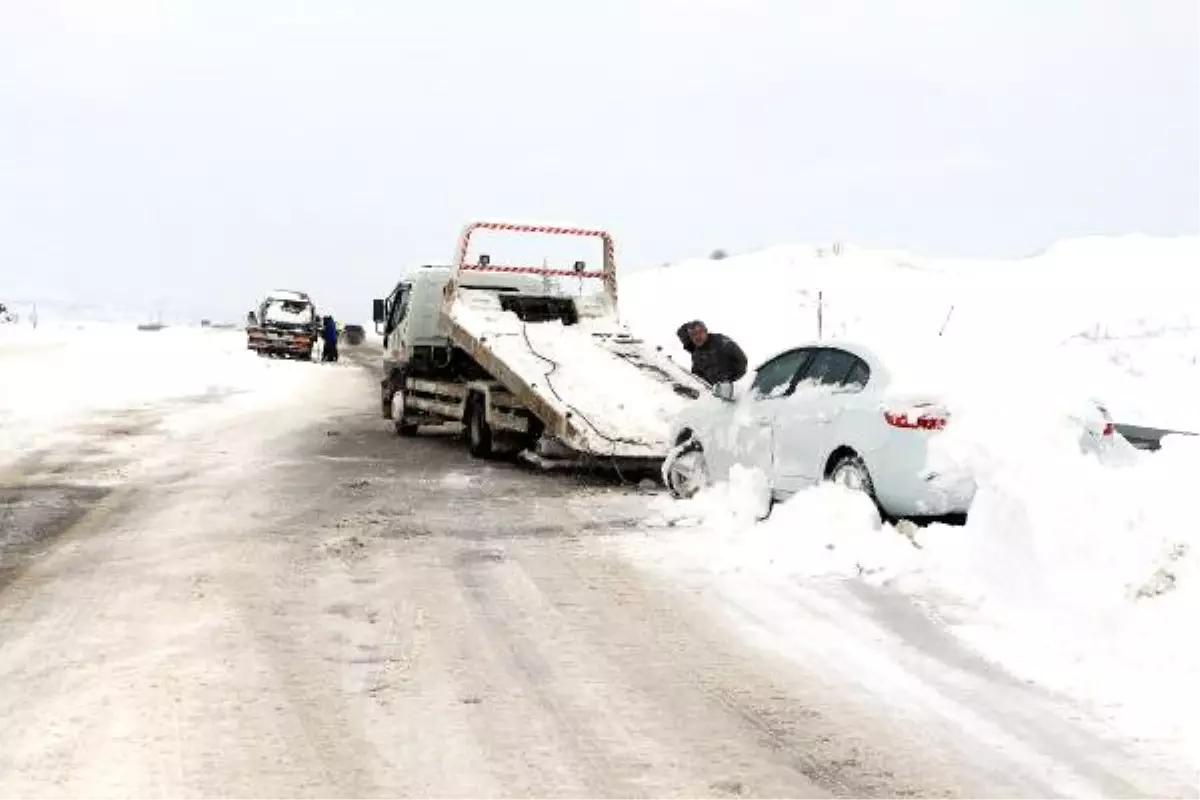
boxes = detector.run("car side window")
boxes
[796,348,862,388]
[749,349,813,400]
[843,358,871,391]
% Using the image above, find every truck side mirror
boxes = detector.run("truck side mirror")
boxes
[372,298,385,323]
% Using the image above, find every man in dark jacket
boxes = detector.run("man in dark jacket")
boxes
[321,315,339,362]
[676,319,747,384]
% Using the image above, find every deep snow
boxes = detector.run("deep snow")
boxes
[0,323,340,465]
[620,234,1200,772]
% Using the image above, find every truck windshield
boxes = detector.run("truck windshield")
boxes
[264,300,311,324]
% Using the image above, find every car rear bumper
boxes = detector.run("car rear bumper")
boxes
[867,441,976,518]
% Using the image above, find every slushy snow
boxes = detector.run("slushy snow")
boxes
[621,234,1200,770]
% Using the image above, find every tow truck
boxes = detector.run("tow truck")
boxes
[372,220,706,473]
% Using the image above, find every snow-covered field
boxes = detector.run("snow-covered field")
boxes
[3,234,1196,778]
[0,323,336,466]
[621,234,1200,772]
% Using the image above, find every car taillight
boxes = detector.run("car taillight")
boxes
[884,404,948,431]
[1098,404,1114,437]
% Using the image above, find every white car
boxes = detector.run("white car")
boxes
[662,339,1119,520]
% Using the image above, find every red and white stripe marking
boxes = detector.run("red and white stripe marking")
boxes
[454,221,616,278]
[458,263,606,279]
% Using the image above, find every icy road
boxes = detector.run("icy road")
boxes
[0,341,1192,798]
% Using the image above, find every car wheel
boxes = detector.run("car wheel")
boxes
[829,452,878,501]
[663,439,709,499]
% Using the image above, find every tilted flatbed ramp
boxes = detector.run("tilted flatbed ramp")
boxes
[441,221,707,461]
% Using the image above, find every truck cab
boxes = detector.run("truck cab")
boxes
[248,289,318,360]
[374,265,558,380]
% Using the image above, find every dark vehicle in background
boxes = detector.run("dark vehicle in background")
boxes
[341,324,366,346]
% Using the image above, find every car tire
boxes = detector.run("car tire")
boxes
[830,453,878,491]
[828,452,880,507]
[663,438,709,499]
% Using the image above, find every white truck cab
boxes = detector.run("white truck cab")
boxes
[375,265,552,379]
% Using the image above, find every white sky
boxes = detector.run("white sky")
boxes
[2,0,1197,323]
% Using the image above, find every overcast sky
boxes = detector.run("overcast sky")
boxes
[2,0,1197,322]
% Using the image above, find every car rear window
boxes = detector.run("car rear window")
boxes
[799,348,860,386]
[844,359,871,390]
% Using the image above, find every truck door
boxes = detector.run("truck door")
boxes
[385,282,412,360]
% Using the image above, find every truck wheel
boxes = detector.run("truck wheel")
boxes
[391,385,418,436]
[519,418,544,454]
[381,380,395,420]
[466,396,494,459]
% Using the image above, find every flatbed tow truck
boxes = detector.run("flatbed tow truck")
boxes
[373,220,706,474]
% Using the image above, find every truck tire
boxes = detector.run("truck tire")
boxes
[466,395,494,459]
[392,383,419,436]
[381,379,395,420]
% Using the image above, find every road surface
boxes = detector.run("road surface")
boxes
[0,347,1192,798]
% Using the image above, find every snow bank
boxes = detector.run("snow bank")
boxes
[622,234,1200,767]
[637,434,1198,760]
[622,244,957,372]
[0,325,335,464]
[623,236,1200,432]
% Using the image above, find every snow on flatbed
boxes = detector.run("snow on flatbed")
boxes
[448,292,702,459]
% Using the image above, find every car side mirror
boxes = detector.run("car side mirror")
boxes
[372,298,385,324]
[712,381,735,401]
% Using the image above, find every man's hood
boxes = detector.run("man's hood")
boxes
[676,320,703,352]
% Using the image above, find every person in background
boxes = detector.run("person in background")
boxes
[675,319,747,385]
[321,314,339,362]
